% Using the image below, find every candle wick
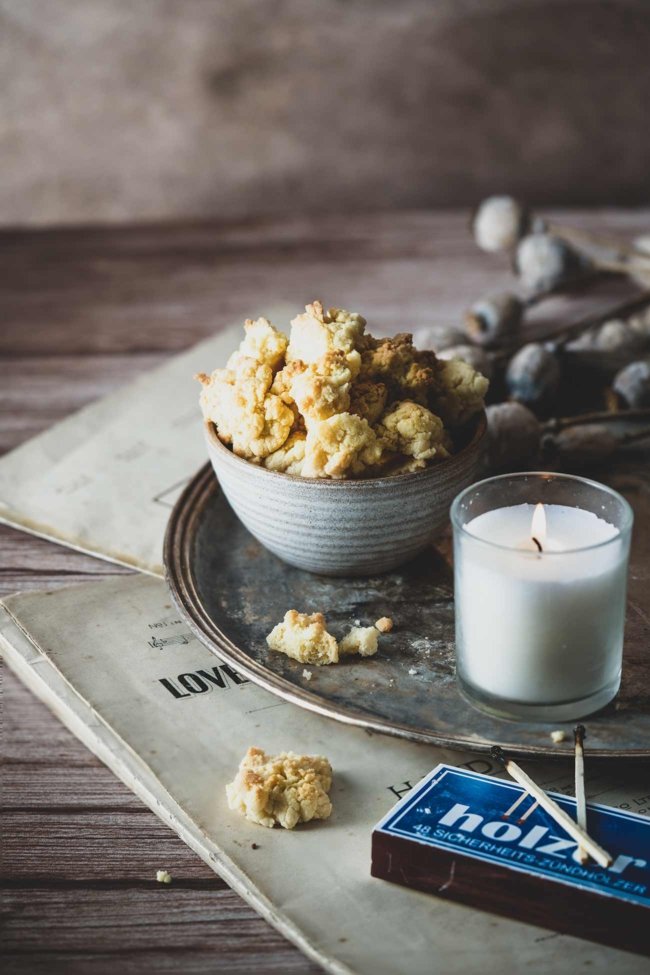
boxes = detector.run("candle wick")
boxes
[532,536,543,553]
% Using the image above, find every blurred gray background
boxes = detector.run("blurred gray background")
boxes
[1,0,649,227]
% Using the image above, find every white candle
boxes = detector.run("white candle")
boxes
[455,503,628,709]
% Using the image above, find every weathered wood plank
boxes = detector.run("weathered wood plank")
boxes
[2,890,320,973]
[2,209,648,356]
[0,526,132,597]
[0,670,317,974]
[2,667,103,764]
[2,950,317,975]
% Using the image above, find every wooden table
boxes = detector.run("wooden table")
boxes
[2,209,649,974]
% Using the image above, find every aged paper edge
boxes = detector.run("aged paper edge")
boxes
[0,606,353,975]
[0,514,164,577]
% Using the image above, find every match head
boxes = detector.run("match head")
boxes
[490,746,507,767]
[574,724,586,744]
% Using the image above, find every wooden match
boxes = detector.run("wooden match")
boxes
[517,799,540,824]
[574,725,588,864]
[503,790,528,819]
[491,747,613,868]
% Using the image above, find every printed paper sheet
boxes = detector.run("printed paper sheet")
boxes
[0,310,293,574]
[2,576,647,975]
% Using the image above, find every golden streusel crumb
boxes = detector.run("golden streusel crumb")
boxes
[286,301,365,378]
[375,616,393,633]
[263,431,307,476]
[226,746,333,829]
[266,610,339,665]
[339,626,379,658]
[302,412,383,478]
[375,400,451,462]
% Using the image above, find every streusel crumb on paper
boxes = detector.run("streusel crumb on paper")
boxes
[226,746,333,829]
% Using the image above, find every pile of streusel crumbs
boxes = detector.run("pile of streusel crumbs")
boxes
[197,302,488,479]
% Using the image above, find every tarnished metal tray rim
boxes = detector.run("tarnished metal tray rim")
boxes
[164,464,650,760]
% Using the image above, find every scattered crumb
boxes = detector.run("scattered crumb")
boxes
[375,616,393,633]
[302,668,313,681]
[251,842,259,850]
[226,746,333,829]
[156,870,172,884]
[267,609,391,665]
[354,619,362,626]
[408,667,419,676]
[339,625,379,658]
[550,730,567,744]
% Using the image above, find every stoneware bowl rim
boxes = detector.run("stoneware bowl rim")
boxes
[204,410,487,487]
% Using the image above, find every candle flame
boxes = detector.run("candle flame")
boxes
[531,503,547,549]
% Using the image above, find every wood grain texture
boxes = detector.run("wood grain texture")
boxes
[1,670,320,975]
[0,209,648,974]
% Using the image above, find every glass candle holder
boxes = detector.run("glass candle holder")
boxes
[450,472,633,721]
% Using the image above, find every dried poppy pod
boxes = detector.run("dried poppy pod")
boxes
[411,323,466,352]
[505,342,561,410]
[465,291,524,348]
[485,402,541,472]
[611,359,650,408]
[472,195,646,264]
[437,344,494,381]
[567,318,645,354]
[634,234,650,255]
[629,306,650,341]
[515,233,590,295]
[472,196,532,252]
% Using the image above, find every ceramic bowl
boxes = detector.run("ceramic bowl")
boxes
[204,414,487,576]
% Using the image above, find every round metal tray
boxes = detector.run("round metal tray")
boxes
[164,464,650,759]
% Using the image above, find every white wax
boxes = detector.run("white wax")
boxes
[456,504,627,704]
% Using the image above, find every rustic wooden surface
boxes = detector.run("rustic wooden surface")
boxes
[1,209,649,974]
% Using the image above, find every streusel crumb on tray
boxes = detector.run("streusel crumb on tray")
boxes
[266,610,339,665]
[266,610,392,666]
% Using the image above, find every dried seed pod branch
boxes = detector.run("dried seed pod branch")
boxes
[492,293,650,363]
[471,195,649,262]
[468,285,650,362]
[546,222,650,262]
[541,423,650,470]
[622,427,650,446]
[552,294,650,349]
[515,233,650,297]
[544,406,650,432]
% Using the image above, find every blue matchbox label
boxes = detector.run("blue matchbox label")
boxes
[375,764,649,908]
